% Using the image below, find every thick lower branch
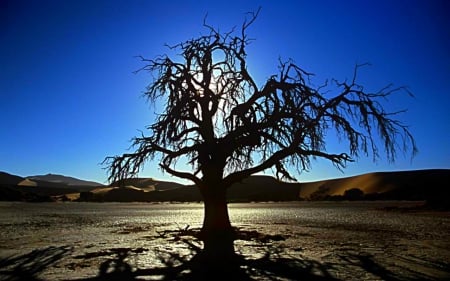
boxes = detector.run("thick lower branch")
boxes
[160,164,202,186]
[223,148,292,186]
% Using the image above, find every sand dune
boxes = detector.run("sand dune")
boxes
[28,173,104,186]
[111,178,184,191]
[299,172,393,198]
[300,169,449,204]
[17,179,38,187]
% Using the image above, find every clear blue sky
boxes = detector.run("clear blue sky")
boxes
[1,0,449,184]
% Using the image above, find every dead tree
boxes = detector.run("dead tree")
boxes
[104,10,417,260]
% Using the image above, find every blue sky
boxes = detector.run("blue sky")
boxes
[1,0,449,184]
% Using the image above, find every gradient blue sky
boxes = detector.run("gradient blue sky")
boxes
[1,0,449,184]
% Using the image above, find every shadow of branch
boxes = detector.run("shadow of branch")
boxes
[76,228,450,281]
[5,229,448,281]
[75,228,339,281]
[338,252,450,281]
[0,246,72,281]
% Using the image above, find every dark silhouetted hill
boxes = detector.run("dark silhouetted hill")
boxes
[227,175,301,202]
[0,172,24,185]
[1,169,449,207]
[0,172,102,201]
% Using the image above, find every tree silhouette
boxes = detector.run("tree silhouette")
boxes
[104,10,416,261]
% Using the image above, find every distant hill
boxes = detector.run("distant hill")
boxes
[83,185,201,202]
[79,169,450,207]
[227,175,301,202]
[299,169,450,208]
[299,169,449,198]
[81,176,301,203]
[0,172,24,185]
[0,171,103,201]
[111,177,185,191]
[82,176,198,202]
[28,173,104,186]
[1,169,449,207]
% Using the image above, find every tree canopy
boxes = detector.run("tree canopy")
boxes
[104,10,417,190]
[103,10,418,261]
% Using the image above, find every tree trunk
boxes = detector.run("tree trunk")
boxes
[199,184,236,261]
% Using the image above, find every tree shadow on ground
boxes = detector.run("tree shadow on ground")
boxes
[72,228,448,281]
[338,252,450,281]
[2,230,449,281]
[0,246,72,281]
[76,240,337,281]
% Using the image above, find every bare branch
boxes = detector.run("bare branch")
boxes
[159,164,202,187]
[104,9,416,194]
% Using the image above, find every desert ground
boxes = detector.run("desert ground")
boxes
[0,201,449,280]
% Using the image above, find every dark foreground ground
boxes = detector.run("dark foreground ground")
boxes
[0,201,449,280]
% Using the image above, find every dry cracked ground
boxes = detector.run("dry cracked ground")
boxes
[0,202,449,280]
